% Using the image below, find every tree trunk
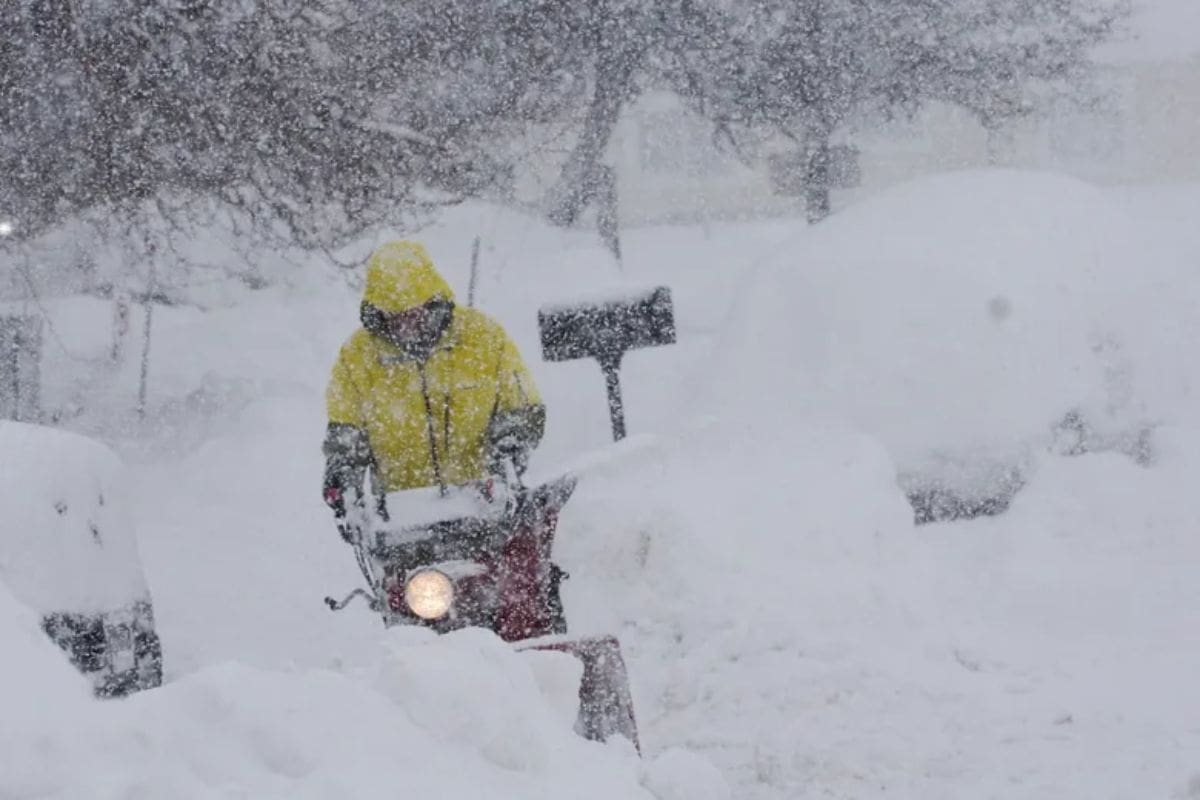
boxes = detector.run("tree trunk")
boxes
[983,117,1012,166]
[804,123,833,224]
[137,298,153,420]
[0,316,43,423]
[547,49,639,228]
[594,165,621,264]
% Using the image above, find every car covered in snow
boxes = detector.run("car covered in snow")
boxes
[0,420,162,696]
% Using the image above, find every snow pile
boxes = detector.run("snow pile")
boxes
[911,428,1200,799]
[558,359,1200,796]
[0,585,653,799]
[712,170,1200,476]
[553,172,1200,797]
[0,581,93,718]
[557,419,939,797]
[0,420,149,614]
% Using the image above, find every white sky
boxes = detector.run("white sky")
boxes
[1101,0,1200,62]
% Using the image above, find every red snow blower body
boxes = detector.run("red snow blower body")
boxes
[325,474,640,751]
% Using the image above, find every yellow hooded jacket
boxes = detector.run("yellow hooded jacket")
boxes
[326,242,542,492]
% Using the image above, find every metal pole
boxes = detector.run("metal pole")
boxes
[137,298,153,420]
[601,357,626,441]
[467,236,481,308]
[137,241,157,421]
[10,320,20,422]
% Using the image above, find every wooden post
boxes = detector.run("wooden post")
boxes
[0,315,43,422]
[137,298,153,420]
[467,236,481,308]
[136,244,158,420]
[595,165,622,266]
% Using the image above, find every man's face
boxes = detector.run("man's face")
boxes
[376,300,453,359]
[383,305,430,345]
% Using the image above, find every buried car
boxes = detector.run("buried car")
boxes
[900,409,1157,525]
[0,420,162,696]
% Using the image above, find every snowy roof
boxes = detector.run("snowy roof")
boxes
[1098,0,1200,63]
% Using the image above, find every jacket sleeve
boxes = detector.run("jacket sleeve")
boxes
[323,345,372,500]
[326,345,365,427]
[494,333,542,412]
[485,333,545,474]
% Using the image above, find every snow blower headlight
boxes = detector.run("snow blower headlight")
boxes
[404,569,454,620]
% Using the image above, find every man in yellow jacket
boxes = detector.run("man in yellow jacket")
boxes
[322,241,544,521]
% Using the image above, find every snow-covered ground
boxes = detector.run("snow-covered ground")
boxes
[4,169,1200,798]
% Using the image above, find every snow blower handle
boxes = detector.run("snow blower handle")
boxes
[324,588,377,611]
[598,353,626,441]
[479,456,525,518]
[335,520,356,544]
[499,455,524,494]
[327,485,372,545]
[324,497,383,612]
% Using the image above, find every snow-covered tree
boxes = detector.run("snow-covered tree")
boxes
[0,0,1129,250]
[0,0,527,253]
[678,0,1128,222]
[510,0,1127,226]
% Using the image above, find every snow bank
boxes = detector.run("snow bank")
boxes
[0,581,94,718]
[559,420,1200,799]
[555,416,930,797]
[913,433,1200,799]
[713,170,1200,473]
[0,586,652,799]
[548,173,1200,797]
[0,421,149,614]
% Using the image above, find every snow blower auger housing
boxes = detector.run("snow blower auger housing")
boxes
[325,475,640,751]
[538,286,676,441]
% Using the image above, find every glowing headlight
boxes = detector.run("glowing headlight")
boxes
[404,569,454,620]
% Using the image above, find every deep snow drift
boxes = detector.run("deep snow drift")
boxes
[713,171,1200,474]
[4,169,1200,798]
[0,421,148,614]
[0,579,666,799]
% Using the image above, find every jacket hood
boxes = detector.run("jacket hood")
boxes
[362,241,455,314]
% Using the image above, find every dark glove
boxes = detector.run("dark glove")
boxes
[487,433,529,478]
[323,484,346,518]
[336,520,358,545]
[485,405,545,478]
[324,483,360,543]
[323,422,371,538]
